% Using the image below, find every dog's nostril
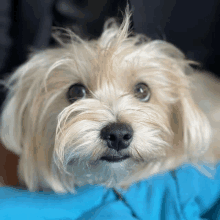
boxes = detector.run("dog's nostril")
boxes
[108,134,116,141]
[100,122,133,151]
[123,134,132,140]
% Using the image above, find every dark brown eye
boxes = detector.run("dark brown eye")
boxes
[134,83,151,102]
[67,84,87,103]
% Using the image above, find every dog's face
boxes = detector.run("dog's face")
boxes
[0,14,211,192]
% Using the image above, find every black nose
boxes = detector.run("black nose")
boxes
[100,123,133,151]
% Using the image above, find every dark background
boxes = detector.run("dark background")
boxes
[1,0,220,79]
[132,0,220,75]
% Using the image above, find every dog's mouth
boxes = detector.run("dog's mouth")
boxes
[100,155,130,162]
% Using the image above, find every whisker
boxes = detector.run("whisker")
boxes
[133,147,144,162]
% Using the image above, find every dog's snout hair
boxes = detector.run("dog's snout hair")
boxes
[0,9,217,193]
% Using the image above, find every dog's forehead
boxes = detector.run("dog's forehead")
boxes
[71,45,140,92]
[50,40,182,99]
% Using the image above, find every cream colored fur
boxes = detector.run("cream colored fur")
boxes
[0,12,219,192]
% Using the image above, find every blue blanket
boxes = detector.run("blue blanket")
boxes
[0,164,220,220]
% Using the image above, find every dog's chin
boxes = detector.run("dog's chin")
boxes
[65,154,135,188]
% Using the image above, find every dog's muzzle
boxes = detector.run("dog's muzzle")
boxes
[100,122,133,162]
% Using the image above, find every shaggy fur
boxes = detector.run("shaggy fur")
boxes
[0,12,219,192]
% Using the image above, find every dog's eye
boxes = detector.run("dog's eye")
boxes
[67,84,87,103]
[134,83,151,102]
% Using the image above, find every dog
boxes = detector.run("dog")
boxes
[0,12,219,193]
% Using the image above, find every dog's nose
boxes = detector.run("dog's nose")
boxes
[100,123,133,151]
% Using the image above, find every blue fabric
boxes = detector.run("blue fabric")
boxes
[0,164,220,220]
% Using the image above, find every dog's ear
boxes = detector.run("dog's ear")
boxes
[0,51,52,155]
[0,58,38,156]
[0,60,41,192]
[0,93,24,155]
[154,40,212,161]
[171,73,212,161]
[0,54,70,192]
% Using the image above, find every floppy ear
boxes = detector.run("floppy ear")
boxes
[0,49,59,155]
[156,40,212,161]
[0,56,71,192]
[0,57,39,155]
[0,88,24,155]
[171,74,212,161]
[0,63,39,190]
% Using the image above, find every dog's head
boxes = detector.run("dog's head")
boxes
[0,12,211,192]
